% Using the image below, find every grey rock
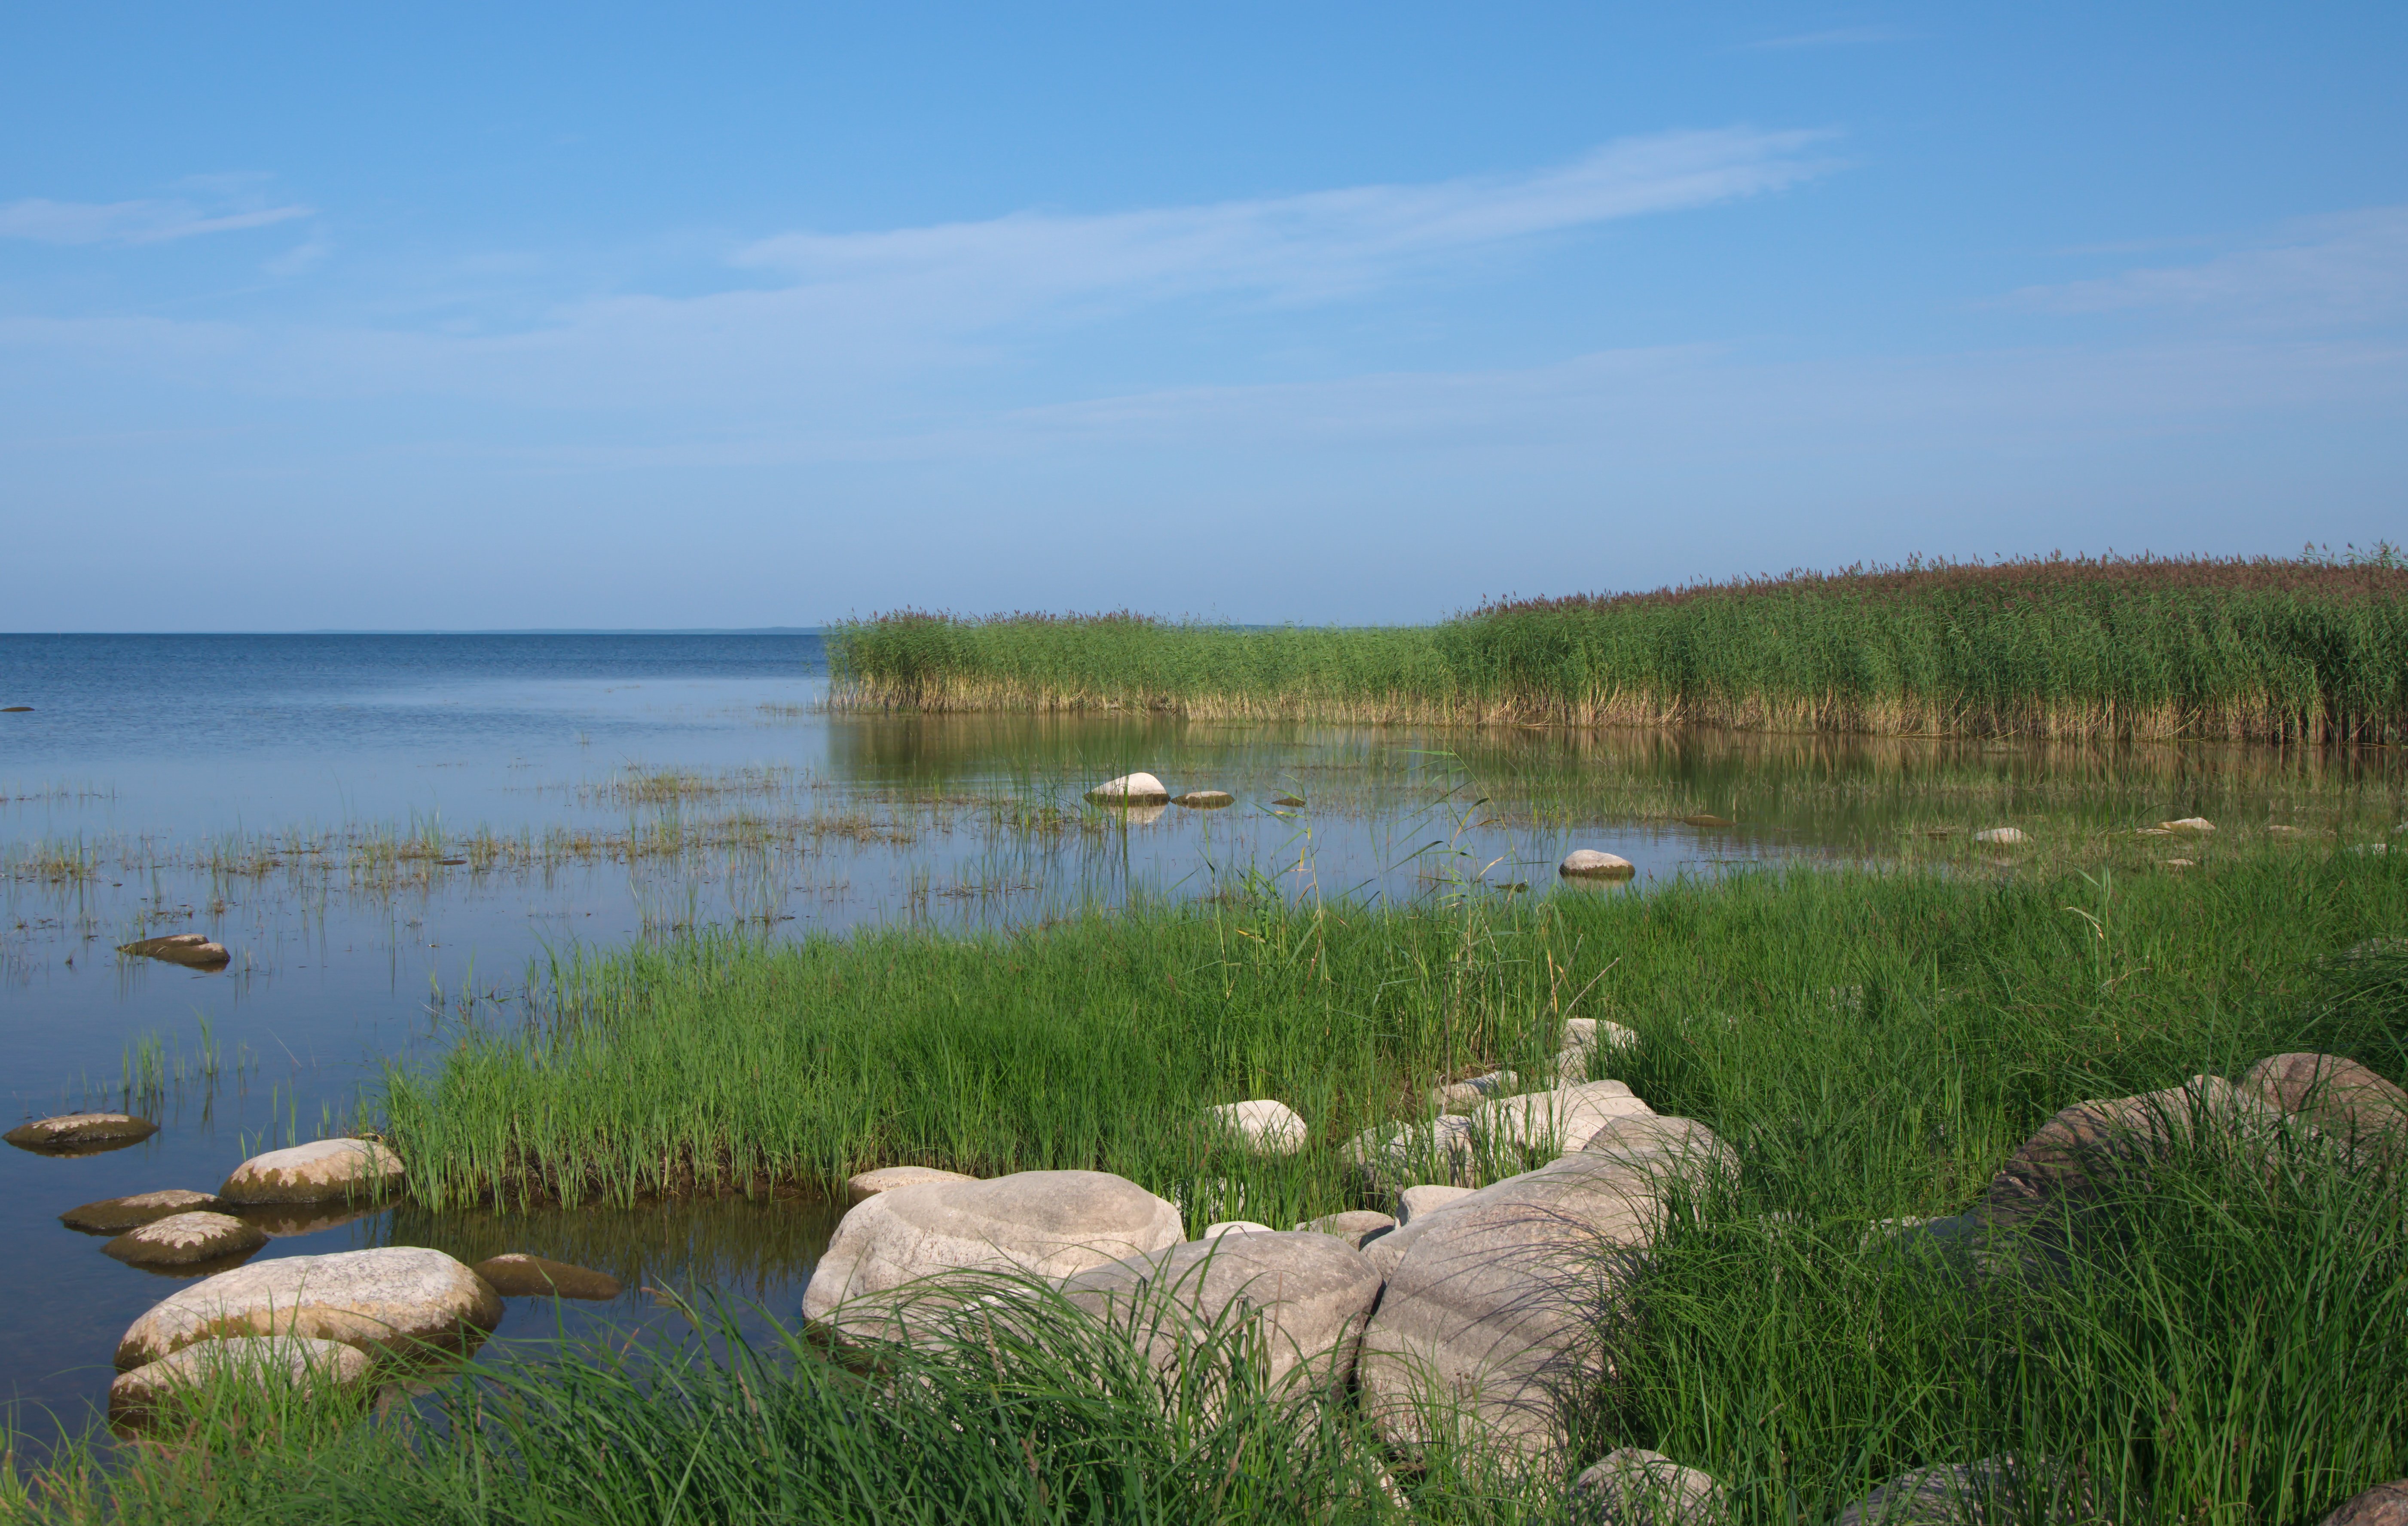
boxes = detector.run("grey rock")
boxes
[62,1189,230,1234]
[1086,772,1169,804]
[1199,1220,1275,1238]
[1060,1230,1384,1392]
[846,1165,978,1206]
[1470,1079,1654,1157]
[2241,1052,2408,1148]
[1204,1098,1310,1155]
[1573,1447,1727,1526]
[104,1211,268,1268]
[1173,790,1235,809]
[116,1247,502,1370]
[1394,1184,1476,1225]
[1345,1114,1477,1196]
[1982,1075,2282,1231]
[5,1113,158,1151]
[1357,1150,1671,1460]
[219,1138,406,1205]
[801,1169,1182,1327]
[1834,1455,2093,1526]
[1582,1115,1737,1188]
[1560,850,1635,878]
[109,1335,372,1423]
[1295,1209,1396,1248]
[2320,1480,2408,1526]
[1433,1070,1518,1112]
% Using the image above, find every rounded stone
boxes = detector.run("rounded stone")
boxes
[1559,849,1635,879]
[2160,817,2216,833]
[845,1165,979,1206]
[62,1189,231,1234]
[1972,826,2028,845]
[471,1253,622,1300]
[2241,1052,2408,1146]
[2319,1481,2408,1526]
[1271,794,1307,807]
[1086,772,1169,804]
[1173,790,1235,809]
[1199,1220,1275,1238]
[219,1138,405,1205]
[110,1335,373,1423]
[1574,1447,1728,1526]
[104,1211,269,1268]
[1295,1209,1396,1247]
[1393,1183,1476,1226]
[5,1113,159,1151]
[1203,1098,1310,1156]
[115,1246,502,1370]
[1061,1230,1384,1392]
[117,934,231,967]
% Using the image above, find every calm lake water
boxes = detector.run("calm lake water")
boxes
[3,632,2401,1444]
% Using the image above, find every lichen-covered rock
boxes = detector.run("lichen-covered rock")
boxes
[1204,1099,1310,1155]
[219,1138,405,1205]
[5,1113,157,1151]
[116,1247,502,1370]
[1560,850,1635,878]
[109,1336,371,1422]
[1574,1447,1728,1526]
[801,1170,1182,1327]
[62,1189,230,1234]
[846,1165,978,1206]
[104,1212,268,1268]
[471,1253,622,1300]
[1086,772,1169,803]
[1061,1230,1384,1392]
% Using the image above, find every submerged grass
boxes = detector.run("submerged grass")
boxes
[830,552,2408,742]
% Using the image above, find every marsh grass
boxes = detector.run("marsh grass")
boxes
[829,554,2408,742]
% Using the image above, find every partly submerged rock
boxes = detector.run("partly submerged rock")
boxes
[1272,794,1307,808]
[1679,814,1737,830]
[109,1335,372,1423]
[1203,1098,1310,1156]
[1559,849,1636,879]
[1971,827,2027,845]
[1060,1230,1383,1392]
[219,1138,405,1205]
[1173,790,1234,809]
[62,1189,230,1234]
[104,1212,268,1269]
[801,1169,1182,1328]
[6,1113,159,1152]
[1573,1447,1728,1526]
[1086,772,1170,804]
[1295,1209,1395,1247]
[2319,1481,2408,1526]
[846,1165,978,1206]
[117,934,230,968]
[116,1247,502,1370]
[471,1253,622,1300]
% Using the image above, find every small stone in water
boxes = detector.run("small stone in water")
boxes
[1680,813,1736,828]
[62,1189,230,1234]
[471,1253,623,1300]
[105,1211,269,1268]
[6,1113,159,1151]
[1272,794,1307,807]
[1559,849,1635,878]
[1173,790,1234,808]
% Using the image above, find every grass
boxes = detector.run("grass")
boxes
[828,551,2408,742]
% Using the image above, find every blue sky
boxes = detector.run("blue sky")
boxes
[3,4,2404,629]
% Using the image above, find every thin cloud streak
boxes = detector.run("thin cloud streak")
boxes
[0,197,311,246]
[2007,208,2408,326]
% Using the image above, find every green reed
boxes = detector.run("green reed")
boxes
[828,555,2408,742]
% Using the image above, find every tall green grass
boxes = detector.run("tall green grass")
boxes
[830,554,2408,741]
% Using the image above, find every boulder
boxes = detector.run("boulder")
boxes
[1272,794,1307,808]
[5,1113,158,1151]
[1982,1076,2281,1233]
[116,1247,502,1370]
[1357,1150,1670,1459]
[1560,850,1636,879]
[1470,1079,1655,1157]
[2320,1481,2408,1526]
[1582,1115,1737,1189]
[1200,1220,1274,1238]
[109,1335,372,1423]
[1060,1230,1384,1392]
[801,1169,1182,1326]
[104,1212,268,1269]
[1394,1184,1476,1225]
[1573,1447,1728,1526]
[1562,1018,1638,1055]
[2160,817,2215,833]
[1834,1455,2092,1526]
[1173,790,1234,809]
[2241,1052,2408,1149]
[1295,1209,1395,1248]
[219,1138,405,1205]
[1344,1114,1476,1196]
[1971,827,2026,845]
[118,934,231,967]
[1204,1099,1310,1155]
[1086,772,1169,804]
[846,1165,978,1206]
[62,1189,230,1234]
[1434,1071,1519,1111]
[471,1253,622,1300]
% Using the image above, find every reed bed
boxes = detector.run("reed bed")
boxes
[829,553,2408,742]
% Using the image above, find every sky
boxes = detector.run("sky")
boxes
[3,3,2405,629]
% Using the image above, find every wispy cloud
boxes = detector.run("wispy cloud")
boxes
[2006,208,2408,327]
[0,195,309,247]
[1749,25,1914,51]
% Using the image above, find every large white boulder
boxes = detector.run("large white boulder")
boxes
[109,1335,372,1422]
[1470,1079,1654,1157]
[1204,1099,1310,1155]
[1060,1230,1384,1392]
[801,1169,1182,1327]
[1356,1150,1671,1461]
[1559,850,1635,878]
[116,1247,502,1370]
[846,1165,978,1206]
[1582,1114,1737,1188]
[1394,1184,1476,1225]
[219,1138,405,1205]
[1086,772,1170,804]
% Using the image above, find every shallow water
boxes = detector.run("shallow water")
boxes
[3,633,2400,1444]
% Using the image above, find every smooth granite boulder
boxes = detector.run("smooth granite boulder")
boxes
[1559,850,1635,878]
[219,1138,405,1205]
[1199,1220,1274,1238]
[1204,1099,1310,1155]
[1573,1447,1728,1526]
[62,1189,230,1234]
[1357,1150,1667,1461]
[1060,1230,1384,1392]
[801,1169,1183,1327]
[1086,772,1170,804]
[1581,1115,1737,1188]
[5,1113,158,1151]
[846,1165,978,1206]
[2241,1052,2408,1149]
[471,1253,622,1300]
[109,1335,372,1422]
[104,1211,268,1269]
[1295,1209,1396,1248]
[1173,790,1235,809]
[1981,1076,2282,1231]
[116,1247,502,1370]
[1470,1080,1654,1157]
[1394,1184,1476,1225]
[2320,1482,2408,1526]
